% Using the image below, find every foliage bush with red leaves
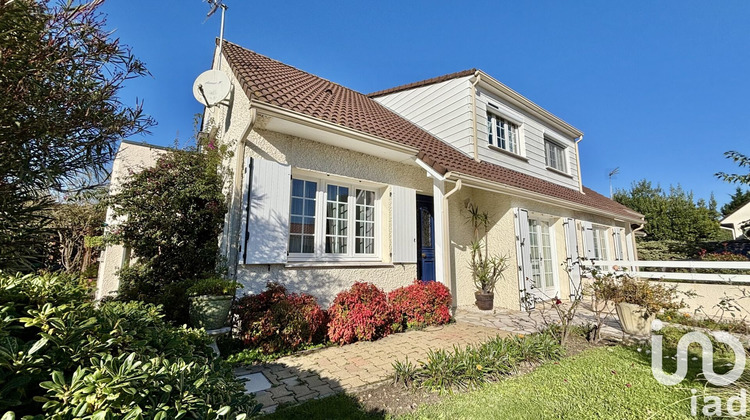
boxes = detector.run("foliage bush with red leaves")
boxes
[327,282,395,345]
[389,280,452,331]
[234,282,327,353]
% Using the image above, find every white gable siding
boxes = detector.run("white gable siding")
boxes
[373,77,474,158]
[475,87,580,190]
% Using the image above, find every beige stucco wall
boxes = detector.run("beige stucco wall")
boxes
[95,142,169,300]
[447,185,633,311]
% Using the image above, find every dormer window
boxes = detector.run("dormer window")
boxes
[486,113,519,154]
[544,140,567,173]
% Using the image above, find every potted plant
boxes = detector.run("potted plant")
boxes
[466,203,509,310]
[187,277,242,330]
[608,272,683,336]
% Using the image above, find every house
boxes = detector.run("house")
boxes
[97,40,644,311]
[720,201,750,240]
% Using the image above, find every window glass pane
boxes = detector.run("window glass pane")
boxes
[497,118,505,149]
[355,188,376,254]
[289,179,316,254]
[326,184,348,254]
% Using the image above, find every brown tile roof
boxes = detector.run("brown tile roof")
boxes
[221,41,642,221]
[367,69,477,98]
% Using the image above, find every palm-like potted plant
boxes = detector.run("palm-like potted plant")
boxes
[187,278,242,330]
[466,203,509,310]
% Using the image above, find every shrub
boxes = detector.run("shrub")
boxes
[393,331,563,392]
[187,277,242,297]
[0,271,257,418]
[108,149,227,324]
[235,283,327,354]
[328,282,395,345]
[389,280,452,331]
[613,276,685,315]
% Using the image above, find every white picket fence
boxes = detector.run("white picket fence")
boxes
[590,260,750,284]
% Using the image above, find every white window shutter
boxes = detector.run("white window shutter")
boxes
[581,221,595,260]
[391,186,417,263]
[242,158,292,265]
[613,229,624,261]
[514,208,534,310]
[625,229,636,261]
[563,218,581,300]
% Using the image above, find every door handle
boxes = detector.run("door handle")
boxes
[421,253,426,258]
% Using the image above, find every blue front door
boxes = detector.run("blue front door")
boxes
[416,195,436,281]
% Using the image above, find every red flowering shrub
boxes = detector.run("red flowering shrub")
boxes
[234,282,327,353]
[389,280,452,331]
[327,282,395,345]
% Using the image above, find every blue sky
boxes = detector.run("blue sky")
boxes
[101,0,750,206]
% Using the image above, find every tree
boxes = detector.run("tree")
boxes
[108,149,227,323]
[47,190,106,275]
[0,0,153,271]
[720,187,750,217]
[613,180,725,243]
[716,151,750,185]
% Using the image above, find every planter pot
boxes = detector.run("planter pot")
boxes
[189,295,233,330]
[475,292,494,311]
[615,302,656,336]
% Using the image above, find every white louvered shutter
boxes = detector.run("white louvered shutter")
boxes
[581,221,595,260]
[391,186,417,263]
[242,158,292,265]
[613,229,624,261]
[514,208,535,310]
[563,218,582,300]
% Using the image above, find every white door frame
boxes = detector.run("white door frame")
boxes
[527,213,561,300]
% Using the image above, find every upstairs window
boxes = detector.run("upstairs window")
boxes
[544,140,567,173]
[487,113,519,154]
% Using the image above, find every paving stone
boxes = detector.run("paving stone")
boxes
[253,391,275,407]
[260,404,278,414]
[269,385,292,398]
[275,395,297,405]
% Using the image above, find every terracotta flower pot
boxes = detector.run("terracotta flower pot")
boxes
[615,302,656,336]
[475,292,494,311]
[189,295,233,330]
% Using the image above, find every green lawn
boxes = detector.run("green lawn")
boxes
[403,346,702,419]
[265,340,740,420]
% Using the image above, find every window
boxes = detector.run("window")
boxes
[289,175,380,260]
[528,218,556,295]
[487,113,519,154]
[545,140,567,173]
[592,226,610,261]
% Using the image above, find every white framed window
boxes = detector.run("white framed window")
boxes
[288,173,381,261]
[544,140,567,173]
[487,113,519,154]
[527,215,559,298]
[592,225,610,261]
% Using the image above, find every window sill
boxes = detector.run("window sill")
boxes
[545,166,573,178]
[488,145,529,162]
[285,261,394,268]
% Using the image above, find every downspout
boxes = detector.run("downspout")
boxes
[470,71,481,162]
[441,179,462,301]
[631,222,645,260]
[574,135,584,193]
[229,106,257,279]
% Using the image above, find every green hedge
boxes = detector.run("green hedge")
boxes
[0,272,257,419]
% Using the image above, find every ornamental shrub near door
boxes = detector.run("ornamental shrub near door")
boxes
[328,282,395,345]
[389,280,452,331]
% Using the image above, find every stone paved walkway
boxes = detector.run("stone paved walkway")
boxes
[235,322,506,414]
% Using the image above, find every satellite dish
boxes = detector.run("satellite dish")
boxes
[192,69,231,106]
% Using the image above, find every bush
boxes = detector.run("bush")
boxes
[187,277,242,297]
[328,282,395,345]
[613,276,684,315]
[235,283,327,354]
[0,271,257,418]
[393,331,563,391]
[389,280,452,331]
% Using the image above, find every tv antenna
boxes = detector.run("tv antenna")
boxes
[192,0,231,107]
[608,167,620,198]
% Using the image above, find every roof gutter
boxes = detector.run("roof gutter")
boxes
[249,101,420,157]
[575,135,584,193]
[445,171,644,224]
[470,71,481,162]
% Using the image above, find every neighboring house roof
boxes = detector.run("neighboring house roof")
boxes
[221,41,642,221]
[367,69,477,98]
